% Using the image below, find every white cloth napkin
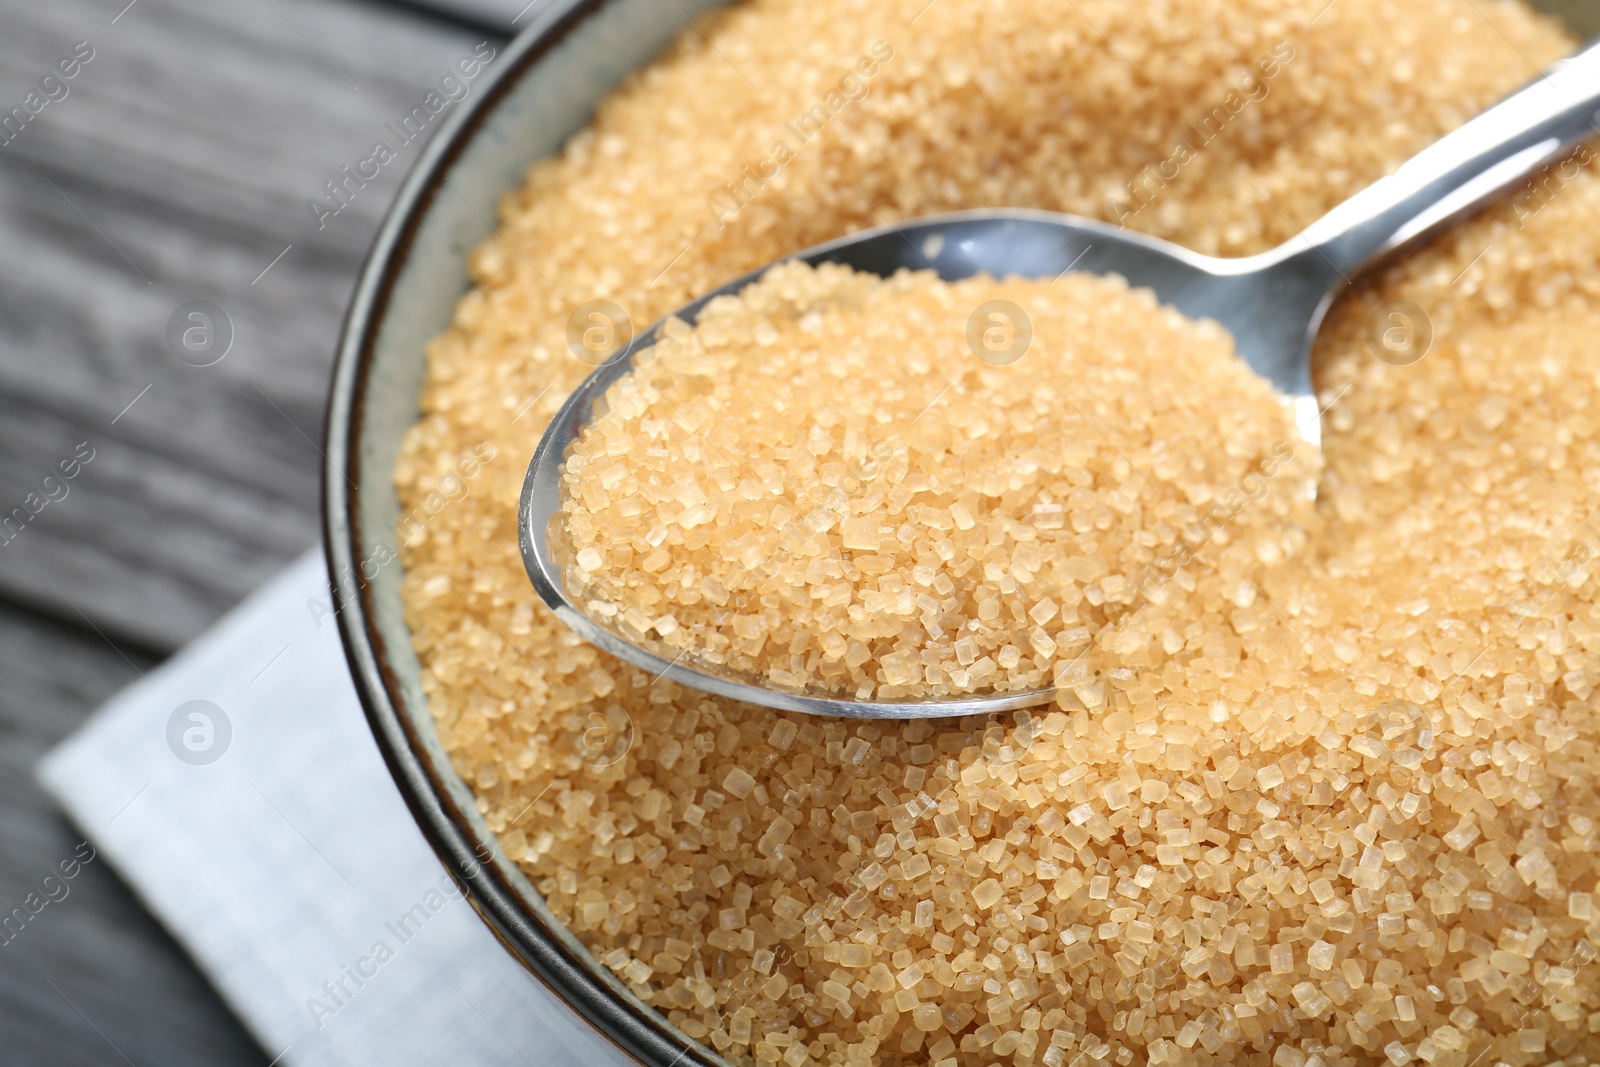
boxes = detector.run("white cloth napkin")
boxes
[38,550,608,1067]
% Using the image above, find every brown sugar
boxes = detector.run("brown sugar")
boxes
[393,0,1600,1063]
[556,261,1316,701]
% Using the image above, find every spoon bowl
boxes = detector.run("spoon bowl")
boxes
[522,38,1600,719]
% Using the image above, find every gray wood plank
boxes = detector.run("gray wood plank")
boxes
[0,601,268,1066]
[0,0,508,1058]
[0,0,504,653]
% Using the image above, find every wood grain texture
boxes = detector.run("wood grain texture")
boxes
[0,0,500,654]
[0,0,507,1061]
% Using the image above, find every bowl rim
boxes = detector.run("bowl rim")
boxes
[321,4,717,1064]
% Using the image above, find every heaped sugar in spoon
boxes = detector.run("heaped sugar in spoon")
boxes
[521,37,1600,720]
[550,264,1321,716]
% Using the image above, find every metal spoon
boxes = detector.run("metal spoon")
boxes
[521,39,1600,720]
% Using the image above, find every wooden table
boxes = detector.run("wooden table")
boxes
[0,0,526,1061]
[1,0,1594,1063]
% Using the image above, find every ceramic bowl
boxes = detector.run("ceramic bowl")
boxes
[324,2,730,1063]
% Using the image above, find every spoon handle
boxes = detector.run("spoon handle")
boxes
[1292,36,1600,280]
